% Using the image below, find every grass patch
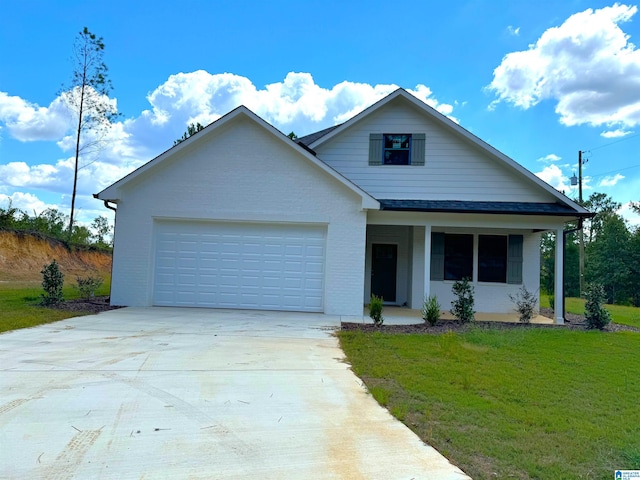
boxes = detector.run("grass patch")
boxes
[0,278,111,334]
[541,294,640,328]
[339,327,640,479]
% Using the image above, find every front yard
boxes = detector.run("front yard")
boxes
[0,279,111,334]
[339,321,640,479]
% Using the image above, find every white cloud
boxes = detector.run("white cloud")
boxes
[488,4,640,129]
[537,153,561,162]
[507,25,521,36]
[601,128,633,137]
[0,192,59,214]
[0,92,72,141]
[535,164,572,191]
[599,173,625,186]
[139,71,456,137]
[0,161,69,191]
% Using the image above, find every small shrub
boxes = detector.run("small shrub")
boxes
[422,295,440,326]
[369,294,384,326]
[584,283,612,330]
[509,285,538,323]
[41,259,64,306]
[451,277,475,323]
[74,275,104,300]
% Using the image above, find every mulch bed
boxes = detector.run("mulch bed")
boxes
[341,307,640,334]
[49,296,124,315]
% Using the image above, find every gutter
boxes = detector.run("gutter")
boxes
[93,193,117,212]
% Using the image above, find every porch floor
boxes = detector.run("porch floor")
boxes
[360,306,555,326]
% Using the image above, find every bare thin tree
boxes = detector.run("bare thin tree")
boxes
[62,27,118,239]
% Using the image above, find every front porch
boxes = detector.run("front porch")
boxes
[364,214,568,324]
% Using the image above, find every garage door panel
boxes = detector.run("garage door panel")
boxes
[153,222,325,311]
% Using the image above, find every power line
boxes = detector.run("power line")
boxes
[584,131,640,152]
[586,163,640,180]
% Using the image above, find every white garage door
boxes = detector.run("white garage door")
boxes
[153,222,325,312]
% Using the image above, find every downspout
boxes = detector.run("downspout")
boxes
[102,200,117,212]
[562,218,583,321]
[93,195,117,304]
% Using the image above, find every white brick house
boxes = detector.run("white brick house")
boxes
[96,89,589,323]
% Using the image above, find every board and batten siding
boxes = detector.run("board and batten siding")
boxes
[109,116,367,315]
[314,102,556,203]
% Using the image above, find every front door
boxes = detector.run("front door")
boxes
[371,243,397,303]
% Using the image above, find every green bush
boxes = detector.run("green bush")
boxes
[584,283,612,330]
[509,285,538,323]
[549,294,555,312]
[74,275,104,300]
[422,295,440,326]
[451,277,475,323]
[369,294,384,326]
[41,259,64,306]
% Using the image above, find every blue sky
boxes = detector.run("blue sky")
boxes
[1,0,639,228]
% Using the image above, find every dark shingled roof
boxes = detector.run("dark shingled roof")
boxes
[378,199,590,216]
[296,124,342,146]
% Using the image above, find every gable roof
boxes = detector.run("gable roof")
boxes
[296,124,342,146]
[95,106,379,210]
[304,88,589,216]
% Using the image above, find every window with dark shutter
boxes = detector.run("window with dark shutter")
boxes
[369,133,426,165]
[430,233,524,284]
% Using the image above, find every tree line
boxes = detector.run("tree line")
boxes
[0,202,112,249]
[541,193,640,306]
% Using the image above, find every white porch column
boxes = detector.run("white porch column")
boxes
[554,227,564,325]
[424,224,432,303]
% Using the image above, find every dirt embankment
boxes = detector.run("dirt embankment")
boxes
[0,230,112,282]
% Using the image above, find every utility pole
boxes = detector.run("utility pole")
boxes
[578,150,585,297]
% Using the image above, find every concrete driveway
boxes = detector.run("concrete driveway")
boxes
[0,308,469,479]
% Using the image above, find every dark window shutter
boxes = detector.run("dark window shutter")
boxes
[411,133,425,166]
[430,232,445,281]
[507,234,523,284]
[369,133,383,165]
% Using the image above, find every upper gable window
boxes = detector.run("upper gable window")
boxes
[369,133,425,166]
[383,134,411,165]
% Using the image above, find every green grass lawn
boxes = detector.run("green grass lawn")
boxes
[541,294,640,328]
[0,278,111,334]
[339,327,640,479]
